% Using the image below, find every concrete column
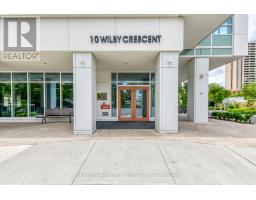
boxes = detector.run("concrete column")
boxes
[155,52,179,133]
[73,52,96,134]
[187,57,209,123]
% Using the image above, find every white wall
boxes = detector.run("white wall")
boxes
[155,52,179,133]
[155,55,160,131]
[96,71,112,120]
[40,18,69,51]
[233,14,249,56]
[73,52,96,134]
[0,17,184,52]
[69,17,183,51]
[187,58,209,123]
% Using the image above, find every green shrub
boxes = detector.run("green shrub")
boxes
[210,110,254,124]
[211,111,217,118]
[227,108,256,115]
[222,112,232,120]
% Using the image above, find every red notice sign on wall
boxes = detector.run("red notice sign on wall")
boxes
[101,102,110,109]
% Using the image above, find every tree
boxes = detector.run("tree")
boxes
[208,83,230,107]
[241,82,256,100]
[178,82,187,112]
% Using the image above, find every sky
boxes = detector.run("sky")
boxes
[209,14,256,86]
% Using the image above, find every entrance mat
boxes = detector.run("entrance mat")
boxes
[96,121,155,129]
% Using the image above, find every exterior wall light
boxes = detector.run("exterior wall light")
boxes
[79,57,86,64]
[167,57,172,63]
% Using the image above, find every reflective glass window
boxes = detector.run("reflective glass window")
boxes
[118,73,150,85]
[195,48,211,55]
[29,73,44,81]
[111,73,117,117]
[45,73,60,82]
[13,83,28,117]
[212,35,232,46]
[13,73,27,82]
[30,83,44,116]
[180,49,194,56]
[0,73,11,82]
[61,73,73,82]
[62,83,73,108]
[198,36,211,46]
[0,83,11,117]
[212,48,232,55]
[45,83,60,109]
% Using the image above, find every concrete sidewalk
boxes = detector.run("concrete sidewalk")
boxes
[0,118,256,184]
[0,139,256,184]
[1,117,256,147]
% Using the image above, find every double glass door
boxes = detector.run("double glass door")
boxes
[118,86,149,121]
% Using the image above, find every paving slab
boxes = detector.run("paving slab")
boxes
[158,141,256,184]
[0,139,256,185]
[73,140,175,184]
[0,145,31,163]
[0,141,95,184]
[228,146,256,166]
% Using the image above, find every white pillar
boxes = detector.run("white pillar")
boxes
[155,52,179,133]
[187,57,209,123]
[73,52,96,134]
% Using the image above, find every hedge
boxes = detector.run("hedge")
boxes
[226,108,256,115]
[211,110,254,124]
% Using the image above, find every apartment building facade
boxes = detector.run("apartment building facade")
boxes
[0,14,248,134]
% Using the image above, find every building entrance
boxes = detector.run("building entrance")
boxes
[118,86,149,121]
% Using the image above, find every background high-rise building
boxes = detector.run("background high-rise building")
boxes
[225,41,256,91]
[225,58,243,91]
[243,41,256,84]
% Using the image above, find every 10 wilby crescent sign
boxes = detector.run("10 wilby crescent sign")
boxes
[90,35,161,44]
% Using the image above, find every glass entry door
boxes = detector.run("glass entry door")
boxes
[118,86,149,121]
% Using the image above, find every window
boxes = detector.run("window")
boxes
[0,72,73,118]
[150,73,155,118]
[0,73,11,82]
[62,73,73,82]
[223,17,232,25]
[180,49,194,56]
[29,73,44,117]
[12,73,28,117]
[111,73,117,117]
[45,73,60,110]
[61,73,73,108]
[212,48,232,55]
[0,73,11,117]
[197,36,211,46]
[195,48,211,55]
[45,73,60,82]
[29,73,44,81]
[213,26,232,35]
[213,17,232,35]
[118,73,150,85]
[180,16,233,57]
[212,35,232,46]
[13,73,27,82]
